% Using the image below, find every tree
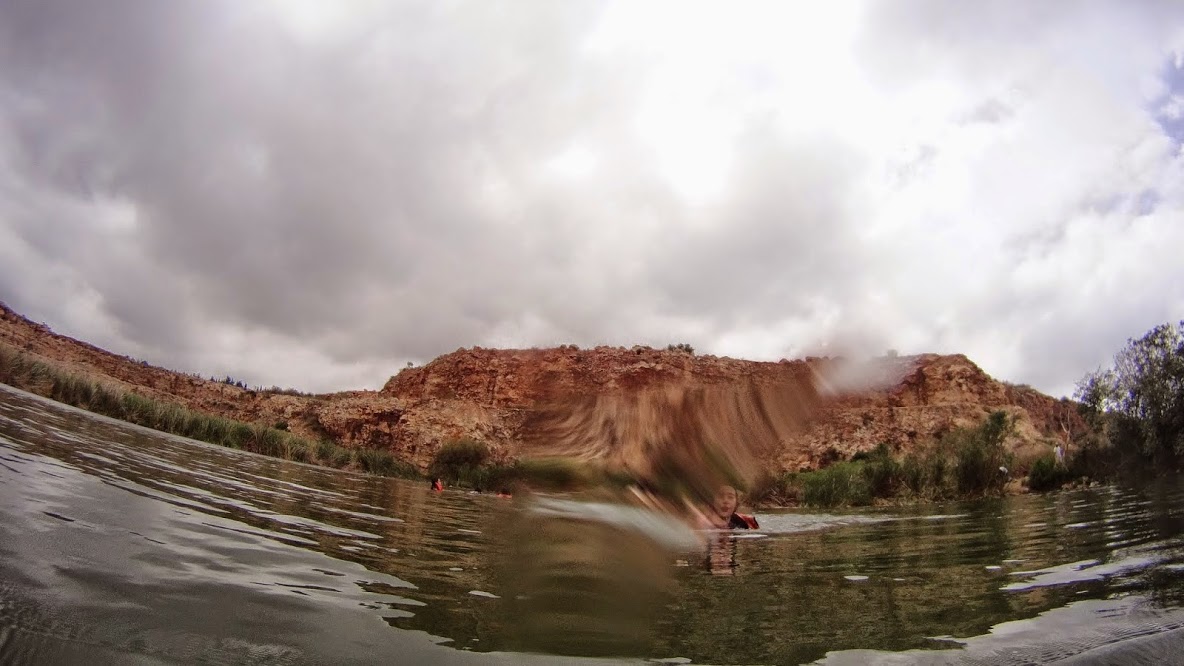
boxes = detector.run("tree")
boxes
[1075,321,1184,456]
[1075,368,1116,416]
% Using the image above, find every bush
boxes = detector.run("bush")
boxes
[356,448,419,478]
[513,457,594,492]
[948,411,1015,496]
[430,439,490,481]
[1027,455,1070,492]
[800,462,872,507]
[860,443,901,497]
[453,465,500,491]
[898,453,953,500]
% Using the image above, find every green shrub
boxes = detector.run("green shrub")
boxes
[432,438,489,468]
[429,439,490,481]
[513,457,593,491]
[860,443,901,497]
[485,463,523,492]
[182,414,211,442]
[1027,455,1069,492]
[948,411,1015,496]
[456,465,492,490]
[800,462,872,507]
[896,451,955,500]
[356,448,419,478]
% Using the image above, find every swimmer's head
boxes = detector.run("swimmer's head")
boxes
[713,485,738,519]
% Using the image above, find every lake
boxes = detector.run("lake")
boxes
[3,382,1184,665]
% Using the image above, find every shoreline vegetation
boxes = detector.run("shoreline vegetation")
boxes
[0,346,420,480]
[0,344,1089,506]
[747,411,1104,508]
[3,319,1181,508]
[749,320,1183,508]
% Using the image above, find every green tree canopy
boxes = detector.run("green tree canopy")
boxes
[1075,321,1184,456]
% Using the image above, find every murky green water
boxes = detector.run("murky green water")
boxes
[3,383,1184,665]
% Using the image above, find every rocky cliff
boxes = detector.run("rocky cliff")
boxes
[0,302,1088,473]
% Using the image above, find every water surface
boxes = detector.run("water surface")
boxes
[3,383,1184,664]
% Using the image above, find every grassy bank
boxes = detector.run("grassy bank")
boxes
[0,346,419,479]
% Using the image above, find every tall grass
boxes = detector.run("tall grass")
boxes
[0,345,419,479]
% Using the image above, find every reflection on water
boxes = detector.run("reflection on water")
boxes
[495,499,694,657]
[3,383,1184,664]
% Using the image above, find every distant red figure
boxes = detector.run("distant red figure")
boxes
[431,478,444,492]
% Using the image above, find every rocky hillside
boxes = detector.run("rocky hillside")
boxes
[0,302,1088,472]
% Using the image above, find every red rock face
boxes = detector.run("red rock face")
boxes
[0,302,1086,473]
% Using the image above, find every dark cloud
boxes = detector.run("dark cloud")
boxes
[0,0,619,364]
[0,0,1182,393]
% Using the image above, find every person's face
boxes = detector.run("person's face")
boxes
[713,486,738,517]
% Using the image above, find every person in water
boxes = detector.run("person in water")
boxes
[706,485,759,529]
[431,478,444,492]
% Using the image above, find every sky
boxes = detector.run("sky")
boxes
[0,1,1182,397]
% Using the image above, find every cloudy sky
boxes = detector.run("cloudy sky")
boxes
[1,1,1182,396]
